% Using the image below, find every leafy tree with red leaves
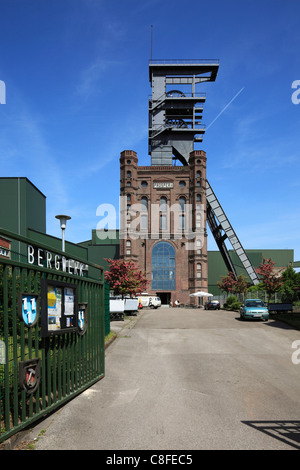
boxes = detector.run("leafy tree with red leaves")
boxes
[218,272,249,295]
[104,258,148,297]
[218,271,237,293]
[256,257,283,304]
[234,274,249,294]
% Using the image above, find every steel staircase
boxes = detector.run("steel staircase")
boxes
[206,180,260,285]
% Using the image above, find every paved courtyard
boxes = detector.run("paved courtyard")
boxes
[26,307,300,450]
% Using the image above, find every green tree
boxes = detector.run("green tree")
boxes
[256,258,283,305]
[281,266,300,303]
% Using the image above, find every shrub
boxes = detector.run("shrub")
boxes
[223,295,237,308]
[223,295,241,311]
[229,301,242,311]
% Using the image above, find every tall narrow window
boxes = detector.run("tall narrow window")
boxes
[141,197,148,211]
[179,214,185,229]
[179,196,186,211]
[152,242,175,290]
[160,197,167,212]
[160,197,168,230]
[179,197,186,229]
[141,197,148,231]
[196,263,202,278]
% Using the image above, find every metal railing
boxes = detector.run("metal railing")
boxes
[149,59,220,65]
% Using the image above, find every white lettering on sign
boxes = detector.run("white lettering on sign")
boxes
[46,251,52,268]
[27,245,87,277]
[28,245,34,264]
[153,182,174,189]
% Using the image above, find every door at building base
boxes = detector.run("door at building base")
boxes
[158,292,171,305]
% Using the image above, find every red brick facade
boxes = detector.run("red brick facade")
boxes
[119,150,208,305]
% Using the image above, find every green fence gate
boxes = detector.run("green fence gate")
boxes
[0,228,105,444]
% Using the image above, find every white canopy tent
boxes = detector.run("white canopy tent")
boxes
[189,291,213,297]
[189,291,213,307]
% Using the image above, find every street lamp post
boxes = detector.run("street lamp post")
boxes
[55,215,71,252]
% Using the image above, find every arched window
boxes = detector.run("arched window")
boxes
[152,242,175,290]
[196,263,202,278]
[179,196,186,211]
[160,197,167,211]
[141,197,148,211]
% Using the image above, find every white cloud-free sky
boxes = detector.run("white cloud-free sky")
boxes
[0,0,299,262]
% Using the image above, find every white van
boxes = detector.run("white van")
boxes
[138,293,161,309]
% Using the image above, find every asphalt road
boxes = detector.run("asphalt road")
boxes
[27,307,300,450]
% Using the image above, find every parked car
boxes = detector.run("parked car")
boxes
[240,299,269,321]
[204,300,220,310]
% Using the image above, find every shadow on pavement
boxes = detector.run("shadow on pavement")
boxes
[242,420,300,449]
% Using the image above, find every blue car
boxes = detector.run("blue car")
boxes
[240,299,269,321]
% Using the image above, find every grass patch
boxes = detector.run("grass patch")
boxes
[105,331,116,346]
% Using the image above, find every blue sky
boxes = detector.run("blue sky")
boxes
[0,0,300,263]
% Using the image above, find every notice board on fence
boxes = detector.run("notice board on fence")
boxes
[41,279,78,337]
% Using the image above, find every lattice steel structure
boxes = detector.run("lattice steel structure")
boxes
[148,59,219,166]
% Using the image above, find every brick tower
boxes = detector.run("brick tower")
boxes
[119,60,222,305]
[120,148,209,305]
[120,59,259,305]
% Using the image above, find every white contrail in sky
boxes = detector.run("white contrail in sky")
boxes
[206,87,245,130]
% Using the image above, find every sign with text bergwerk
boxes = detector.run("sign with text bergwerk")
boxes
[27,245,87,277]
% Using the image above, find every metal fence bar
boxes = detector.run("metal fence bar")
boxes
[3,265,9,433]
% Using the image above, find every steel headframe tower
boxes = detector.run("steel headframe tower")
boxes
[148,59,259,285]
[148,59,219,166]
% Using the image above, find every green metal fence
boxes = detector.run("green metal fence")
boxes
[0,228,105,443]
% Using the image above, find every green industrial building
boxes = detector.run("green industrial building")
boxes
[0,177,296,295]
[0,177,99,279]
[207,249,294,295]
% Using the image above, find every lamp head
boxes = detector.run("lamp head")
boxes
[55,214,71,230]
